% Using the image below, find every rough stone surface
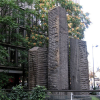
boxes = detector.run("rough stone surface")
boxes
[28,47,48,89]
[48,6,69,90]
[28,6,89,95]
[70,38,89,95]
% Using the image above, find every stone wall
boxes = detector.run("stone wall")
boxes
[70,38,89,95]
[48,6,69,90]
[28,47,48,89]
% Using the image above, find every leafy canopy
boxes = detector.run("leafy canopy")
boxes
[0,0,91,66]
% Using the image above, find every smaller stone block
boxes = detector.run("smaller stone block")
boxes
[28,47,48,89]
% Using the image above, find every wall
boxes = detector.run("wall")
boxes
[70,38,89,95]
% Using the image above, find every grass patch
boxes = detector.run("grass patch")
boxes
[91,96,100,100]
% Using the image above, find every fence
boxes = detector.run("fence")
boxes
[46,90,100,100]
[1,89,100,100]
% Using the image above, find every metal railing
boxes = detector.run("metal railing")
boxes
[1,89,100,100]
[46,90,100,100]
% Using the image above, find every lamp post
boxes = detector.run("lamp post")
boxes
[92,45,98,89]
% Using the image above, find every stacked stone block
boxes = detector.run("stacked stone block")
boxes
[70,38,89,95]
[28,6,89,96]
[48,6,69,90]
[28,47,48,89]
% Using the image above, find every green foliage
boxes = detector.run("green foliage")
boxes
[32,0,91,39]
[0,72,12,88]
[29,85,47,100]
[8,85,28,100]
[90,87,97,95]
[0,0,91,68]
[0,90,10,100]
[0,46,9,65]
[0,0,49,67]
[91,96,99,100]
[0,85,48,100]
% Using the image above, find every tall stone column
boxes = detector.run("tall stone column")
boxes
[48,6,69,90]
[70,38,89,95]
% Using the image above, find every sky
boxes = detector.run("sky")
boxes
[80,0,100,73]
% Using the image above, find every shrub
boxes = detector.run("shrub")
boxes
[0,72,13,89]
[0,85,47,100]
[29,85,47,100]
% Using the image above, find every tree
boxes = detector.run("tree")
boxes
[31,0,91,39]
[0,0,91,88]
[0,0,91,66]
[89,71,96,79]
[0,0,48,66]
